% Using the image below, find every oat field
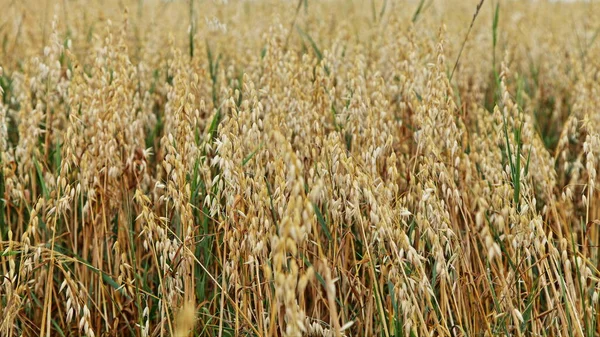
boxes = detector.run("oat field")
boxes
[1,0,600,336]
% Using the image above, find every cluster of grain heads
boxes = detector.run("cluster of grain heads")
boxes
[0,0,600,336]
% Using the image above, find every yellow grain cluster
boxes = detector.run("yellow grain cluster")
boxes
[1,0,600,336]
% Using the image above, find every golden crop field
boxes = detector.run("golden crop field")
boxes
[1,0,600,336]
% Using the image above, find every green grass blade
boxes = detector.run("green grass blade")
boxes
[296,26,323,61]
[313,202,332,242]
[412,0,426,23]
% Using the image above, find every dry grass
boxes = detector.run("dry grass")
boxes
[1,0,600,336]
